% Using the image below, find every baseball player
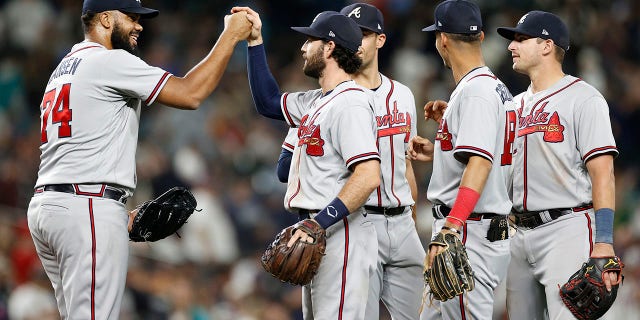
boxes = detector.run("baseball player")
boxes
[408,0,514,318]
[497,11,619,319]
[235,7,381,320]
[274,4,425,319]
[27,0,251,318]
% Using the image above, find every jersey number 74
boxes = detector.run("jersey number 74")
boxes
[40,83,72,144]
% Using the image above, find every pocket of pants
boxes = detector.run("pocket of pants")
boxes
[41,203,70,215]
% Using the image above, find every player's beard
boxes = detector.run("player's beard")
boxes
[303,46,325,79]
[111,23,139,56]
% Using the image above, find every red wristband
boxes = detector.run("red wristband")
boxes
[446,186,481,227]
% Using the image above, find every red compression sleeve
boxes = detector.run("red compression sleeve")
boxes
[446,186,481,227]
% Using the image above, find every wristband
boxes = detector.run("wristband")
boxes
[594,208,614,244]
[314,198,350,229]
[441,226,462,235]
[446,186,481,227]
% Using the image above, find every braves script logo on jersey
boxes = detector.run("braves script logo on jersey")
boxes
[517,101,565,143]
[436,119,453,151]
[376,101,411,142]
[298,114,325,156]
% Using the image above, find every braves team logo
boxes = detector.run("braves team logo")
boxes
[347,7,361,18]
[376,101,411,142]
[517,101,564,143]
[436,119,453,151]
[298,114,326,156]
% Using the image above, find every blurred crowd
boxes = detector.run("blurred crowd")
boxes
[1,0,639,319]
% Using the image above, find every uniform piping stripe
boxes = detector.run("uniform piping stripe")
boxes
[64,45,102,58]
[523,137,528,211]
[89,199,96,320]
[454,146,494,161]
[287,150,303,208]
[459,294,467,320]
[282,142,295,152]
[468,73,497,81]
[525,79,582,117]
[582,146,618,161]
[585,212,594,254]
[459,224,468,319]
[338,218,350,320]
[73,184,106,197]
[375,139,382,206]
[145,72,171,105]
[345,152,380,167]
[385,79,402,206]
[282,93,296,126]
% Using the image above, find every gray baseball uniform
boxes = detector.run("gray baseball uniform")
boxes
[363,74,425,320]
[421,66,514,320]
[508,75,618,319]
[28,41,170,319]
[282,80,381,320]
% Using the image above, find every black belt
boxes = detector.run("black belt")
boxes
[298,209,320,220]
[432,204,501,220]
[365,206,406,216]
[511,204,593,229]
[35,184,128,204]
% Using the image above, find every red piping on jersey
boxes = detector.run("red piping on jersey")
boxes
[523,136,529,211]
[524,79,582,118]
[282,93,295,125]
[375,139,382,206]
[585,212,594,254]
[338,218,350,320]
[346,152,380,168]
[468,73,497,81]
[385,80,402,206]
[454,146,494,161]
[282,142,295,151]
[458,294,467,320]
[145,72,171,105]
[64,45,102,58]
[287,150,303,208]
[582,146,618,161]
[89,199,96,320]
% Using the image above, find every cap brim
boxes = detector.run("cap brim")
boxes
[496,27,535,41]
[121,7,159,19]
[290,26,324,39]
[422,24,438,32]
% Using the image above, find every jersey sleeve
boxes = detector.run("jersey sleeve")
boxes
[331,95,380,169]
[101,50,171,106]
[282,127,298,152]
[454,94,498,163]
[575,95,618,162]
[281,89,323,127]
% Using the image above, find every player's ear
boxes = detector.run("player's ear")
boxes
[98,11,113,29]
[376,33,386,49]
[324,41,335,58]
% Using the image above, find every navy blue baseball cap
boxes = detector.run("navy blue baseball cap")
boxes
[83,0,159,19]
[340,3,384,34]
[497,11,570,51]
[291,11,363,53]
[422,0,482,34]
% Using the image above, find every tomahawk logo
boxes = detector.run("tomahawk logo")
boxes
[518,13,529,25]
[347,7,361,18]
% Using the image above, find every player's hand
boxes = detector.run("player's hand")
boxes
[424,100,448,123]
[426,225,461,269]
[223,10,252,42]
[591,243,619,291]
[287,229,314,247]
[128,209,138,233]
[231,6,263,45]
[407,135,434,162]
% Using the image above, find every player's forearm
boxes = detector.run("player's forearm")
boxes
[586,155,615,210]
[338,160,381,212]
[459,156,492,194]
[248,44,285,120]
[445,155,492,227]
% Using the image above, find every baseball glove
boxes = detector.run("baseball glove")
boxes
[560,256,624,320]
[129,187,198,242]
[261,219,326,286]
[424,232,475,301]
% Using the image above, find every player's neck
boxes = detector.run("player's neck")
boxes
[451,53,485,84]
[352,64,381,89]
[319,65,352,94]
[85,30,113,49]
[528,63,565,93]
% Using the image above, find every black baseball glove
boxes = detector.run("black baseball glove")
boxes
[559,256,624,320]
[129,187,198,242]
[424,232,475,301]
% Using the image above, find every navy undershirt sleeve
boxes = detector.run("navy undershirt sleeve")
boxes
[276,148,293,183]
[248,44,285,120]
